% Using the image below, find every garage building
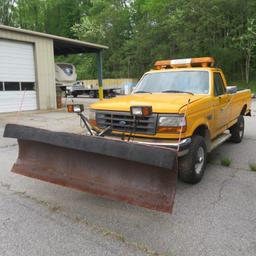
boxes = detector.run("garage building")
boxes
[0,25,107,113]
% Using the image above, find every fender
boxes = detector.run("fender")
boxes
[187,117,211,138]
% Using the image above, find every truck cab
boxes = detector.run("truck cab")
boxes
[89,57,252,184]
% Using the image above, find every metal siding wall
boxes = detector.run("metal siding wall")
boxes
[0,91,37,113]
[0,29,56,110]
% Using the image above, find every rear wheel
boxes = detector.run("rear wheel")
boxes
[229,115,244,143]
[178,135,207,184]
[109,90,116,98]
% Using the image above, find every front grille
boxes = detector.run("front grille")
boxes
[96,111,157,134]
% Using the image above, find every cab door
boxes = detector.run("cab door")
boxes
[213,72,231,136]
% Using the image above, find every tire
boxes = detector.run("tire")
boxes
[178,135,207,184]
[72,92,78,98]
[229,115,244,143]
[89,91,97,98]
[109,90,116,97]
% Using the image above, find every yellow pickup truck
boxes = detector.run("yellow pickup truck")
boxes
[88,57,252,184]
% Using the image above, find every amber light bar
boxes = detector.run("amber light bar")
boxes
[154,57,215,69]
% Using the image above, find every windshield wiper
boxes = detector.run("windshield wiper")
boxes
[161,90,194,95]
[134,90,152,94]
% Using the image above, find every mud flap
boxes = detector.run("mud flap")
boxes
[4,124,178,213]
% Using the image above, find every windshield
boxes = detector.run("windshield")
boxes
[133,71,209,94]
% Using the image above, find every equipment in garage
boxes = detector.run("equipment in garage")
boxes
[55,63,77,88]
[0,39,37,113]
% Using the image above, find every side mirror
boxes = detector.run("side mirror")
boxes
[226,86,237,94]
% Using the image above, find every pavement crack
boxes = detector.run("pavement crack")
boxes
[211,169,239,207]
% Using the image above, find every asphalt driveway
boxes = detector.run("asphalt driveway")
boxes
[0,98,255,256]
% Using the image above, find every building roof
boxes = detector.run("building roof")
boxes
[0,24,108,55]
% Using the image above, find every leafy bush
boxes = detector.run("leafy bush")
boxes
[249,163,256,172]
[221,157,231,167]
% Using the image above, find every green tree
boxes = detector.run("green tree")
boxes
[44,0,91,37]
[12,0,46,31]
[72,0,132,78]
[3,0,256,82]
[233,19,256,84]
[0,0,14,25]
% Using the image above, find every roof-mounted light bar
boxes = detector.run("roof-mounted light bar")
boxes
[154,57,215,69]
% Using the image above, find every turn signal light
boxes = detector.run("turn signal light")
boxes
[67,104,74,113]
[157,126,187,133]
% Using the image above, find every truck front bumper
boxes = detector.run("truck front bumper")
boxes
[106,136,192,157]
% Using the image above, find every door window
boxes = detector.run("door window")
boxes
[0,82,35,91]
[4,82,20,91]
[21,82,35,91]
[214,73,226,96]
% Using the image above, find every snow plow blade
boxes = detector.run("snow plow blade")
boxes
[4,124,177,213]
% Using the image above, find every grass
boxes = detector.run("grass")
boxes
[249,163,256,172]
[220,157,232,167]
[232,80,256,94]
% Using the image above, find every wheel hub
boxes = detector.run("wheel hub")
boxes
[195,146,205,175]
[239,123,244,138]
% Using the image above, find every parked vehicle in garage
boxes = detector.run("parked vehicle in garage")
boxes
[55,63,77,89]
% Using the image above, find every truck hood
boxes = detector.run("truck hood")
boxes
[90,93,206,113]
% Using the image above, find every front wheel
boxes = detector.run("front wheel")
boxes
[229,115,244,143]
[178,135,207,184]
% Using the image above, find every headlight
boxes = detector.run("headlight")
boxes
[158,115,186,127]
[157,115,186,133]
[73,104,84,113]
[131,106,143,116]
[130,106,152,117]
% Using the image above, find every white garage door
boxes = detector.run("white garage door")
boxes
[0,39,37,113]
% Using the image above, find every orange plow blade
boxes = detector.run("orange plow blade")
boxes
[4,124,178,213]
